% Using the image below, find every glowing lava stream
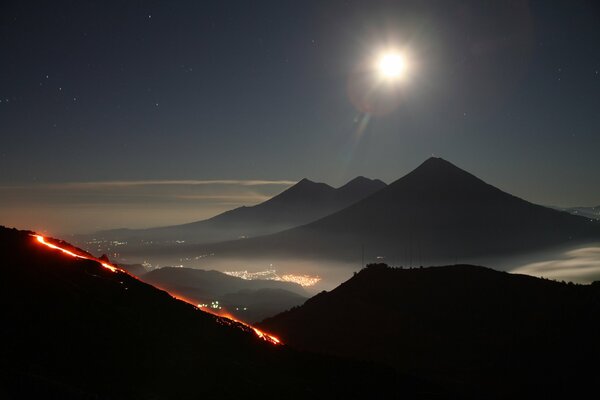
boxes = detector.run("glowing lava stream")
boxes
[34,235,119,272]
[31,234,281,345]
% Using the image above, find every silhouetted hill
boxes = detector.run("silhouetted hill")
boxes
[220,288,307,323]
[192,158,600,264]
[260,263,600,399]
[89,176,386,246]
[142,267,307,322]
[0,227,415,399]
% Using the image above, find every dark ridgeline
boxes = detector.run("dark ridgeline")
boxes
[560,205,600,220]
[0,227,412,399]
[190,157,600,264]
[260,263,600,399]
[114,262,148,276]
[90,176,386,246]
[219,288,307,324]
[142,267,308,323]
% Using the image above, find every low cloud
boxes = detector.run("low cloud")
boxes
[1,179,296,190]
[0,179,294,234]
[512,245,600,283]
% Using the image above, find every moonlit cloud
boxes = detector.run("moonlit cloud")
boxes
[1,179,297,190]
[512,245,600,283]
[171,194,271,201]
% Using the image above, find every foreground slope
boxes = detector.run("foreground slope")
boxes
[192,157,600,264]
[260,264,600,398]
[0,227,403,399]
[91,176,386,246]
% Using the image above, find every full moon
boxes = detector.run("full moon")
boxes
[377,52,406,79]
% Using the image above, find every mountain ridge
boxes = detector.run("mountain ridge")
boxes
[180,157,600,265]
[87,176,386,246]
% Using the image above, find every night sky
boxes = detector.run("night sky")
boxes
[1,0,599,233]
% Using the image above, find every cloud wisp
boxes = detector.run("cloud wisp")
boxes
[0,179,297,190]
[0,179,295,234]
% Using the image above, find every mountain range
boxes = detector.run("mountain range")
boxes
[175,157,600,265]
[90,176,386,245]
[260,263,600,398]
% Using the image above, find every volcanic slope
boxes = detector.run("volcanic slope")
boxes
[142,266,308,323]
[0,226,413,400]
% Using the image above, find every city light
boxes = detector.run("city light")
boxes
[224,269,321,287]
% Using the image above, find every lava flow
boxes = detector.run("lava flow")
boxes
[199,308,279,344]
[34,235,118,272]
[31,234,281,345]
[168,292,281,345]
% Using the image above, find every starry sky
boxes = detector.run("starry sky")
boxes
[1,0,599,234]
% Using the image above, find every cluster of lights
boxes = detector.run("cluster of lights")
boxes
[81,238,128,255]
[142,261,157,270]
[223,269,321,287]
[198,302,248,312]
[224,269,278,280]
[279,274,321,287]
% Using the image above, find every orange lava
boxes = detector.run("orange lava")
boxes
[34,235,118,272]
[199,307,281,345]
[31,233,281,345]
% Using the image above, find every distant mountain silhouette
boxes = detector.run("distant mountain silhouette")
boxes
[260,263,600,399]
[0,226,408,399]
[554,205,600,220]
[189,158,600,264]
[90,176,386,246]
[142,267,307,322]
